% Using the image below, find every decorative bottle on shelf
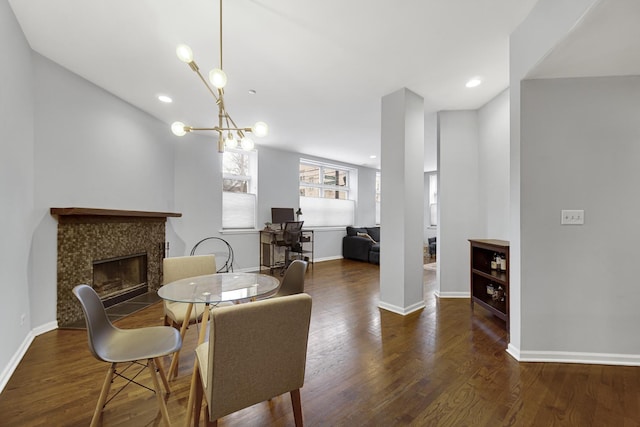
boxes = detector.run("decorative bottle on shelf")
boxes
[499,254,507,271]
[491,253,497,270]
[486,283,495,295]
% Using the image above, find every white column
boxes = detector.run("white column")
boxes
[379,88,425,315]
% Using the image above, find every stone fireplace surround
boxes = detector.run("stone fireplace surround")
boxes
[51,207,181,327]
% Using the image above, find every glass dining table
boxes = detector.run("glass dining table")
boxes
[158,272,281,426]
[158,272,281,379]
[158,272,280,306]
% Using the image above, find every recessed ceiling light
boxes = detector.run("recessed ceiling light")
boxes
[465,78,482,88]
[248,89,256,95]
[370,155,377,159]
[158,95,173,103]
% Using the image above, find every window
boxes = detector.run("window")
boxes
[429,172,437,226]
[375,172,381,225]
[299,160,355,226]
[222,149,257,229]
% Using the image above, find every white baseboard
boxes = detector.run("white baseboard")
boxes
[507,344,640,366]
[435,291,469,298]
[378,300,426,315]
[0,321,58,394]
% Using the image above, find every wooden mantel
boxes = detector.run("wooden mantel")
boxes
[50,207,182,219]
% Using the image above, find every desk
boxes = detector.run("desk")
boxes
[158,272,280,426]
[259,229,314,273]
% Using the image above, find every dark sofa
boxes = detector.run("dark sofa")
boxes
[342,226,380,264]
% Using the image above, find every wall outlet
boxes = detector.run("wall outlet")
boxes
[561,209,584,225]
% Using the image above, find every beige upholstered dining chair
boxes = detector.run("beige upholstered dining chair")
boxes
[162,254,217,329]
[193,293,313,427]
[73,284,182,427]
[274,259,308,298]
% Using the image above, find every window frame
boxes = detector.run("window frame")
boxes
[299,159,355,227]
[299,160,351,200]
[222,148,258,229]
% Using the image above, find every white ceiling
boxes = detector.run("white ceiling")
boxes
[529,0,640,79]
[9,0,539,170]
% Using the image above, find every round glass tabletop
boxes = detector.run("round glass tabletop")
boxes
[157,272,280,304]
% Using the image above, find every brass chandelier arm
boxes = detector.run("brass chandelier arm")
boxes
[227,115,248,138]
[189,60,220,103]
[187,126,253,133]
[171,0,267,152]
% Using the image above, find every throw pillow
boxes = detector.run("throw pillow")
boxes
[347,226,368,236]
[357,232,376,243]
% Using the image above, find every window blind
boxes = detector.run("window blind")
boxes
[300,197,354,227]
[222,192,256,229]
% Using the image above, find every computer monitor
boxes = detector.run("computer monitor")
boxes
[271,207,295,227]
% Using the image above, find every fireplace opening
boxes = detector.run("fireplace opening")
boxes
[93,253,148,308]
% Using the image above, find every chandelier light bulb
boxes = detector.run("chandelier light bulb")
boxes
[241,136,254,151]
[225,134,238,149]
[252,121,269,138]
[176,44,194,63]
[209,68,227,89]
[171,121,187,136]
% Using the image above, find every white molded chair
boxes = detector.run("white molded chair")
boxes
[193,293,313,426]
[275,259,308,298]
[72,284,182,427]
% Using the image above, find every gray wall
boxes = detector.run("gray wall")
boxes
[437,111,483,296]
[521,75,640,356]
[510,0,600,355]
[478,89,510,239]
[433,91,510,297]
[0,0,34,389]
[29,53,177,329]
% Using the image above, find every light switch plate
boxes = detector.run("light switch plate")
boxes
[561,209,584,225]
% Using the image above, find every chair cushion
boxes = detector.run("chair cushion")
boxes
[164,301,203,323]
[370,243,380,253]
[195,342,210,404]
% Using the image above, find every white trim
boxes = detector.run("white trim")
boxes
[506,343,520,361]
[378,300,426,316]
[219,228,259,235]
[435,291,469,298]
[315,255,343,262]
[509,348,640,366]
[0,321,57,393]
[33,321,58,337]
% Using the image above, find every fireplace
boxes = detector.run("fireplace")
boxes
[51,207,181,327]
[93,253,148,308]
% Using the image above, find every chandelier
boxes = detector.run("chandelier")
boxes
[170,0,268,152]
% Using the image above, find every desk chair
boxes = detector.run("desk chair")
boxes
[193,293,313,426]
[277,221,304,275]
[73,285,181,427]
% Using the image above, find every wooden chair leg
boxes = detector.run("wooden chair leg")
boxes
[168,304,193,380]
[90,363,116,427]
[155,357,171,394]
[148,358,172,427]
[193,369,203,427]
[290,389,303,427]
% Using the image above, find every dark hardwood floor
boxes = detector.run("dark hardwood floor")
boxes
[1,259,639,426]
